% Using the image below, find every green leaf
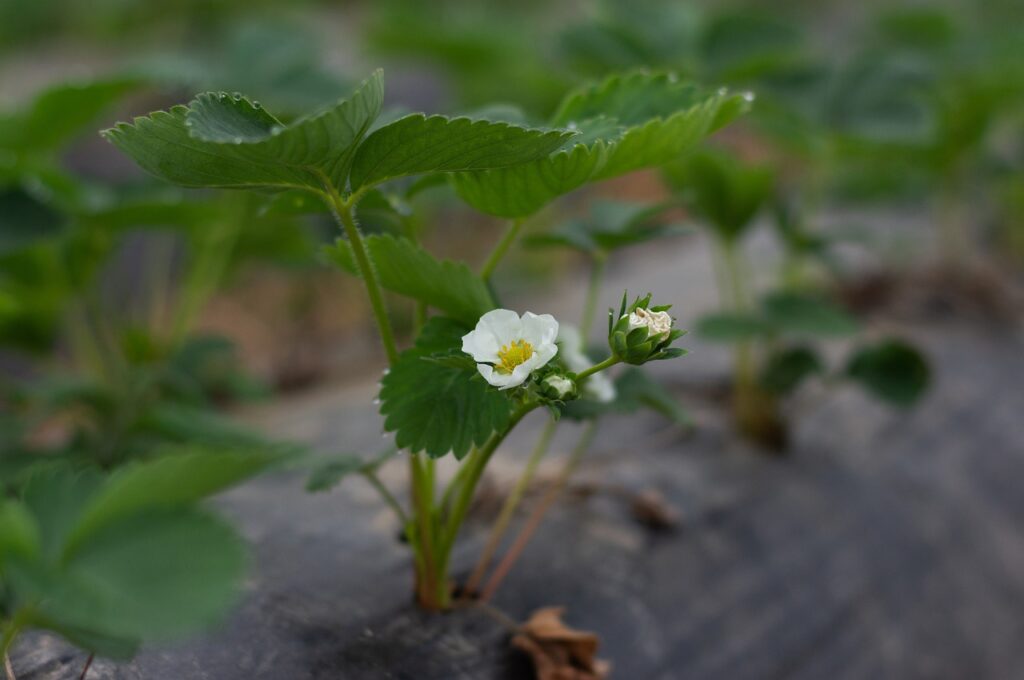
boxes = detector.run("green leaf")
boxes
[306,448,396,492]
[561,368,690,426]
[450,141,609,218]
[0,187,67,255]
[0,500,39,565]
[0,78,138,153]
[64,449,280,556]
[349,114,575,190]
[759,346,824,394]
[663,149,774,242]
[525,200,686,254]
[325,234,494,325]
[761,291,860,337]
[379,317,514,459]
[614,368,691,426]
[845,339,930,406]
[102,71,384,192]
[24,509,248,641]
[552,71,707,127]
[594,89,750,180]
[20,466,103,560]
[696,312,772,342]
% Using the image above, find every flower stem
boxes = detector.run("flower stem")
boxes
[480,218,524,282]
[324,188,400,365]
[480,421,599,602]
[435,403,534,584]
[463,416,557,596]
[576,355,620,382]
[361,470,410,526]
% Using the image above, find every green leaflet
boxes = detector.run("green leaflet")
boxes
[663,148,775,242]
[451,71,750,218]
[761,291,860,337]
[450,141,609,218]
[63,448,281,557]
[379,317,514,459]
[349,113,576,189]
[325,234,494,325]
[102,71,385,192]
[846,339,930,406]
[1,449,271,655]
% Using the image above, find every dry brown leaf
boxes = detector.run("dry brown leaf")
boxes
[512,607,611,680]
[630,488,681,531]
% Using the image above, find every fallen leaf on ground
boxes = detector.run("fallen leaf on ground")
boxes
[512,607,611,680]
[630,488,681,531]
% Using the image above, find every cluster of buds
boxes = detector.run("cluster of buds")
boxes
[608,293,687,365]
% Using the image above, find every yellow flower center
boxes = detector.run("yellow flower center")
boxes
[496,339,534,374]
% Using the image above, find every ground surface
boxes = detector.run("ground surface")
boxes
[11,229,1024,679]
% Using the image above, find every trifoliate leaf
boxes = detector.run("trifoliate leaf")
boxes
[102,71,384,192]
[20,508,248,641]
[761,291,860,337]
[524,200,686,254]
[349,114,576,189]
[759,346,824,394]
[325,234,494,325]
[845,339,930,406]
[379,317,514,459]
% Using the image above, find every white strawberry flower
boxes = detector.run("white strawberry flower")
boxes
[462,309,559,390]
[558,325,616,403]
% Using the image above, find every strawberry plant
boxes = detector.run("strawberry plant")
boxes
[105,69,746,609]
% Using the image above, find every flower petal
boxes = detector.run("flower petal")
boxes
[520,312,559,347]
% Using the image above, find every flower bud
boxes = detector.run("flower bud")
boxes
[540,373,578,401]
[608,293,688,365]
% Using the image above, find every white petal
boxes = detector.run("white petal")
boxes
[462,328,499,363]
[557,324,590,373]
[520,312,559,349]
[479,308,523,345]
[585,373,616,403]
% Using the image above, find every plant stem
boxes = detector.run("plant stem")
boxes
[324,189,400,365]
[409,453,443,608]
[2,614,23,680]
[434,403,534,584]
[361,470,410,526]
[480,218,524,282]
[580,255,606,336]
[463,417,557,596]
[576,355,620,382]
[480,421,599,602]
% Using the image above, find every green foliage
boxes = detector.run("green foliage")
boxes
[306,448,397,493]
[0,450,275,657]
[846,340,930,406]
[759,346,824,395]
[104,71,573,198]
[349,114,574,190]
[379,317,514,459]
[525,200,686,255]
[325,234,494,325]
[562,368,689,426]
[103,73,385,192]
[663,149,774,243]
[697,292,859,343]
[696,312,772,342]
[761,291,860,337]
[0,78,138,155]
[452,71,750,218]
